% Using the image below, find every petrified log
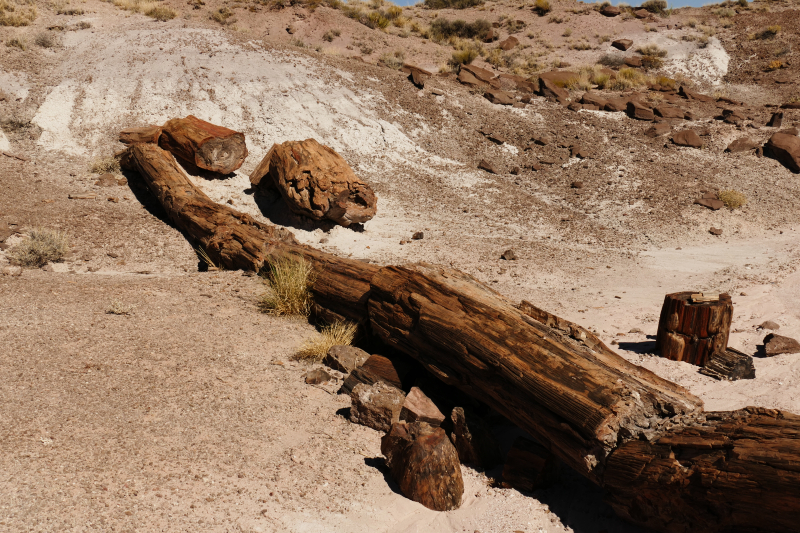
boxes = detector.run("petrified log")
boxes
[501,436,560,491]
[381,421,464,511]
[118,125,162,145]
[122,142,378,327]
[249,139,377,227]
[449,407,502,469]
[124,136,800,531]
[700,347,755,381]
[159,115,248,174]
[350,381,406,432]
[656,292,733,366]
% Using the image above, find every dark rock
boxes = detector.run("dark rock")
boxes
[571,181,583,188]
[486,133,506,144]
[725,137,760,153]
[568,102,583,112]
[601,5,621,16]
[645,123,671,137]
[709,227,723,235]
[510,167,520,175]
[604,98,629,112]
[449,407,502,469]
[412,231,424,240]
[457,69,482,87]
[759,320,780,331]
[461,64,496,84]
[673,129,703,148]
[340,353,415,394]
[765,132,800,172]
[400,387,445,426]
[581,92,607,109]
[627,101,654,121]
[764,333,800,356]
[694,198,724,210]
[350,382,406,432]
[498,36,519,51]
[624,56,643,68]
[305,368,332,385]
[722,108,746,125]
[768,112,785,127]
[501,249,517,260]
[531,134,552,146]
[501,436,560,491]
[381,422,464,511]
[634,8,649,18]
[484,89,515,105]
[611,38,632,50]
[654,106,685,119]
[679,86,715,103]
[538,77,569,101]
[324,345,370,373]
[478,160,498,174]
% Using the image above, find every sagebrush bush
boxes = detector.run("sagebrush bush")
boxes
[259,255,316,317]
[5,37,26,49]
[424,0,483,9]
[9,228,69,267]
[640,0,666,13]
[90,155,120,174]
[211,6,234,24]
[718,190,746,209]
[636,43,667,57]
[534,0,550,15]
[450,47,478,67]
[295,321,358,362]
[598,53,625,68]
[34,31,59,47]
[430,18,490,40]
[146,5,176,20]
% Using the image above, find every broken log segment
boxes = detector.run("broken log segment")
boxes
[118,125,162,145]
[249,139,377,227]
[159,115,248,174]
[656,291,732,366]
[699,347,755,381]
[367,263,704,484]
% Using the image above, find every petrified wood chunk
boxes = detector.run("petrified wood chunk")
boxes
[501,436,560,491]
[340,353,415,395]
[656,291,733,366]
[381,421,464,511]
[700,347,755,381]
[323,345,370,373]
[449,407,502,469]
[400,386,445,426]
[159,115,248,174]
[350,382,406,432]
[249,139,377,226]
[118,125,162,145]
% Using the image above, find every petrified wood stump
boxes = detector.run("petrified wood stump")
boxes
[381,421,464,511]
[656,292,732,366]
[159,115,247,174]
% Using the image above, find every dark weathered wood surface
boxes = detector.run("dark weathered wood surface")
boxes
[119,125,162,145]
[700,347,755,381]
[159,115,248,174]
[656,292,733,366]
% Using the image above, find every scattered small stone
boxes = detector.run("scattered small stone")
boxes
[350,381,406,432]
[107,252,120,258]
[740,292,747,296]
[629,328,644,334]
[764,333,800,356]
[645,122,671,138]
[478,160,498,174]
[412,231,424,240]
[498,36,519,51]
[319,237,329,244]
[531,134,552,146]
[501,249,517,260]
[571,181,583,189]
[305,368,332,385]
[509,167,520,175]
[767,111,784,128]
[627,101,654,121]
[758,320,780,331]
[117,177,128,186]
[570,145,587,158]
[484,89,515,106]
[431,88,445,96]
[68,193,97,200]
[486,133,506,144]
[107,197,119,203]
[611,38,632,50]
[673,129,703,148]
[710,227,723,236]
[725,137,760,153]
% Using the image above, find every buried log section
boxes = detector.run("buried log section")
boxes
[122,139,800,533]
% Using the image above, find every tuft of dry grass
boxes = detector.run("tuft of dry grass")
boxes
[294,321,358,362]
[718,190,747,209]
[749,25,779,40]
[379,50,404,69]
[0,0,37,26]
[8,228,69,267]
[146,5,176,20]
[323,28,341,41]
[534,0,550,15]
[90,155,121,174]
[5,36,26,49]
[636,43,667,57]
[640,0,666,14]
[765,59,784,71]
[259,255,316,317]
[34,31,59,47]
[211,6,234,24]
[107,300,135,315]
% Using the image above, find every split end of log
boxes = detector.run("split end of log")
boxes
[700,347,755,381]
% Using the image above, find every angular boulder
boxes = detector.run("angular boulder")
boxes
[381,421,464,511]
[461,64,496,84]
[449,407,502,469]
[605,97,629,112]
[249,139,377,226]
[340,353,415,394]
[673,129,703,148]
[400,387,445,426]
[654,106,685,119]
[498,36,519,51]
[601,5,621,17]
[484,89,515,105]
[403,64,431,89]
[624,56,643,68]
[581,92,608,109]
[767,111,784,128]
[645,122,671,138]
[350,382,406,432]
[538,78,568,101]
[764,333,800,356]
[634,8,650,18]
[323,345,370,373]
[478,159,499,174]
[457,69,482,87]
[679,86,715,103]
[725,137,760,153]
[765,132,800,172]
[611,38,632,51]
[627,101,654,121]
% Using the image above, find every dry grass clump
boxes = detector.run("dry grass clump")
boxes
[146,5,176,20]
[765,59,784,71]
[534,0,550,15]
[713,7,735,17]
[0,0,37,26]
[34,31,59,47]
[598,53,625,68]
[656,75,676,89]
[601,66,647,90]
[5,36,26,49]
[211,6,234,24]
[379,50,404,69]
[323,29,341,41]
[639,0,666,14]
[749,25,780,40]
[424,0,483,9]
[90,155,121,174]
[636,43,667,57]
[9,228,69,267]
[449,43,480,67]
[718,190,746,210]
[430,18,490,41]
[295,321,358,362]
[107,300,135,315]
[259,255,316,317]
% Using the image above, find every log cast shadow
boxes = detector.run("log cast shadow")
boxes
[363,456,404,497]
[252,188,366,234]
[616,335,657,355]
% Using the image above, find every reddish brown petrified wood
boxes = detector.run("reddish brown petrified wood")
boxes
[656,291,733,366]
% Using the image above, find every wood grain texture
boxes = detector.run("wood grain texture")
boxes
[656,292,733,366]
[159,115,248,174]
[700,347,755,381]
[119,125,162,145]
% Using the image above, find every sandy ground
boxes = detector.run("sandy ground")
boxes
[3,1,800,532]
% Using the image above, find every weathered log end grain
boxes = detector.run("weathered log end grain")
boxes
[501,436,560,492]
[655,292,733,366]
[159,115,248,174]
[381,421,464,511]
[119,125,162,145]
[604,408,800,533]
[700,347,755,381]
[249,139,377,227]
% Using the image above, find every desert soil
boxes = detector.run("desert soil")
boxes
[2,0,800,531]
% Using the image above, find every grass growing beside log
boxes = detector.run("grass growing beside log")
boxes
[295,321,358,362]
[259,255,316,317]
[9,228,69,267]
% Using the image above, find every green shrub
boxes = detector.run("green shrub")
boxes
[430,18,491,40]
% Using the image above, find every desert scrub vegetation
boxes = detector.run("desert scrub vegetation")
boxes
[639,0,666,14]
[718,190,747,210]
[211,6,234,24]
[636,43,667,69]
[448,39,481,67]
[259,255,316,317]
[322,29,341,41]
[533,0,550,15]
[34,31,60,48]
[8,228,69,267]
[0,0,36,26]
[146,5,176,20]
[379,50,404,69]
[429,18,490,41]
[713,7,735,17]
[749,25,780,40]
[295,321,357,362]
[90,155,121,174]
[5,36,26,49]
[107,300,135,315]
[424,0,483,9]
[765,59,784,71]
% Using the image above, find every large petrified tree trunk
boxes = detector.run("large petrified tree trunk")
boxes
[123,137,800,533]
[159,115,248,174]
[656,292,733,366]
